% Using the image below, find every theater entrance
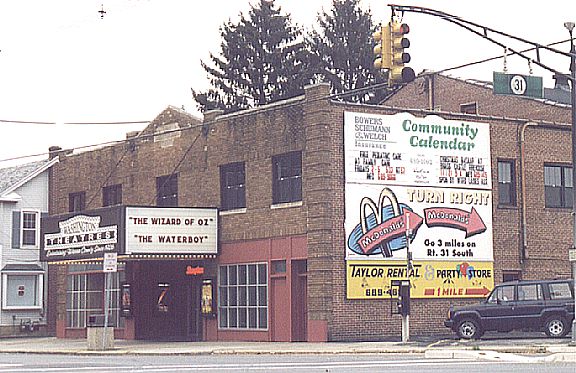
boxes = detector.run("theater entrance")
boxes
[132,261,202,341]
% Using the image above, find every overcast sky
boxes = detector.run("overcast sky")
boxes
[0,0,574,166]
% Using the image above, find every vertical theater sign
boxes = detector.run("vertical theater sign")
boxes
[344,112,494,299]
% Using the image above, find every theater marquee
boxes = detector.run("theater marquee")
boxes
[41,206,219,262]
[125,207,218,255]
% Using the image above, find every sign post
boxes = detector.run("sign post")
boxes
[102,253,117,348]
[569,248,576,344]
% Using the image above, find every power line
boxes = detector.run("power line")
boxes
[1,38,572,167]
[0,119,149,125]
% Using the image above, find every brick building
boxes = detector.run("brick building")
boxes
[43,75,574,342]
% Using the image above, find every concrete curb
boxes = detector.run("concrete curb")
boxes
[0,337,574,359]
[425,348,576,363]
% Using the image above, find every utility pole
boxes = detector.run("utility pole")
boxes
[402,212,412,343]
[564,21,576,345]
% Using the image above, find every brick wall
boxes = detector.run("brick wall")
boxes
[47,77,574,341]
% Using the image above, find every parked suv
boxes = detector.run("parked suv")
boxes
[445,279,575,339]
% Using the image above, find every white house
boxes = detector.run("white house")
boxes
[0,158,57,336]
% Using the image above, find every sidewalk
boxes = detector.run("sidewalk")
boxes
[0,336,574,362]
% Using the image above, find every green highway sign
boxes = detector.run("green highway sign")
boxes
[493,72,543,98]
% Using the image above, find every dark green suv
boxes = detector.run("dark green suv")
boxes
[445,279,575,339]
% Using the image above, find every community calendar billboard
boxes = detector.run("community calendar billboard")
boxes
[344,112,494,299]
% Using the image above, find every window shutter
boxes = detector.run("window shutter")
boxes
[12,211,20,248]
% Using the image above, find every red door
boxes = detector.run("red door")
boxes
[291,260,307,341]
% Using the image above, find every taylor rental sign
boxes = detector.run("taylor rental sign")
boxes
[41,206,219,262]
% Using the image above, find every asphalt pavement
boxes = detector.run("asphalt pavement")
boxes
[0,333,574,363]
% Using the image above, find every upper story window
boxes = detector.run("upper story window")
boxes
[460,102,478,115]
[272,151,302,205]
[544,164,572,208]
[12,210,40,249]
[220,162,246,211]
[21,211,40,247]
[103,184,123,207]
[497,160,516,206]
[69,192,86,212]
[156,174,178,207]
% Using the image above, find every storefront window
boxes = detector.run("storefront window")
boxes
[218,263,268,330]
[66,264,125,328]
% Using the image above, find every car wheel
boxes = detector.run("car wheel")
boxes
[456,318,482,339]
[544,316,568,338]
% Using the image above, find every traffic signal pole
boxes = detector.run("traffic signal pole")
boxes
[386,3,576,343]
[565,21,576,345]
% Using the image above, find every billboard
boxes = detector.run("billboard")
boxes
[344,111,493,299]
[346,260,494,299]
[344,111,491,189]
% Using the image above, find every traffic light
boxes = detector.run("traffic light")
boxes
[389,21,415,85]
[373,24,391,70]
[397,280,411,316]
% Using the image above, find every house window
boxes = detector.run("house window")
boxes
[103,184,122,207]
[220,162,246,211]
[69,192,86,212]
[66,264,124,328]
[497,160,516,206]
[2,273,43,309]
[156,174,178,207]
[21,211,39,247]
[272,151,302,204]
[218,263,268,330]
[544,164,572,208]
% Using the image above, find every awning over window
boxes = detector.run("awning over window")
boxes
[1,264,45,273]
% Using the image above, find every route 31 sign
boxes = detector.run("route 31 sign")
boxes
[493,72,543,98]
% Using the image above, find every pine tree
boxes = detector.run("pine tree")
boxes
[193,0,307,113]
[307,0,385,103]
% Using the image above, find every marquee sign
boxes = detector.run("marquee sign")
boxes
[41,206,219,262]
[125,207,218,255]
[41,206,123,261]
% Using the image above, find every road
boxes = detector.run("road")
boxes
[0,353,574,373]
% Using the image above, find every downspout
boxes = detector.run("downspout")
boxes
[519,121,538,264]
[427,74,435,111]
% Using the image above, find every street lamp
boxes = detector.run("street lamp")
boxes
[564,21,576,344]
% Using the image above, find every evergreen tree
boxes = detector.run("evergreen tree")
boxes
[307,0,385,103]
[193,0,307,113]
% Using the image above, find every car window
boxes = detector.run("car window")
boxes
[517,284,542,301]
[548,282,573,300]
[500,285,515,301]
[487,285,515,303]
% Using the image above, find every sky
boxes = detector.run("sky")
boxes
[0,0,575,166]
